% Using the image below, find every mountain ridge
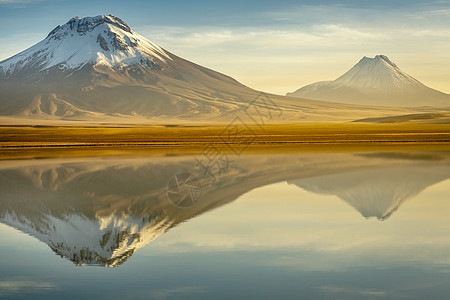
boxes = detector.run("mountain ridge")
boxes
[287,55,450,107]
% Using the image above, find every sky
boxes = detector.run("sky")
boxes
[0,0,450,94]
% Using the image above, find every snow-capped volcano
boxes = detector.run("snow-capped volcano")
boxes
[0,14,270,120]
[287,55,450,107]
[334,55,422,90]
[0,15,170,78]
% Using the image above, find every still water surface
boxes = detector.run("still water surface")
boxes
[0,150,449,299]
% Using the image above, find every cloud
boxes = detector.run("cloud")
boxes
[409,29,450,38]
[320,286,386,297]
[153,286,206,300]
[0,0,36,3]
[138,24,385,52]
[0,281,56,295]
[0,0,45,7]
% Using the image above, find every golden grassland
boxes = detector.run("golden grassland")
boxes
[0,123,449,159]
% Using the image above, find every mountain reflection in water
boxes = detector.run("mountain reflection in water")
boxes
[0,150,449,267]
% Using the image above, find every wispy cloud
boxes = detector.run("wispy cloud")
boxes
[153,286,206,300]
[138,24,385,52]
[0,280,56,296]
[320,286,386,297]
[0,0,45,7]
[0,0,36,3]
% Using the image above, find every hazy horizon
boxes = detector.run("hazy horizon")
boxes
[1,0,449,95]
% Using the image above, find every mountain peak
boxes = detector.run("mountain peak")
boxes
[287,54,450,107]
[335,54,423,90]
[71,14,130,33]
[47,15,132,40]
[359,54,397,69]
[1,14,170,77]
[330,54,424,91]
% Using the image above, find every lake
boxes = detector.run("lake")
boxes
[0,148,449,299]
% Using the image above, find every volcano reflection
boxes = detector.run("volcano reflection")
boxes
[0,150,449,267]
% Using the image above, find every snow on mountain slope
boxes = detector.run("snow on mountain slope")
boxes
[287,55,450,107]
[2,210,171,267]
[334,55,422,90]
[0,15,169,77]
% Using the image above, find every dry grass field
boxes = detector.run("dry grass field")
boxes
[1,123,449,159]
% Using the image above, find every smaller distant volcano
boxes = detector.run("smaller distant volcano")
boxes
[287,55,450,107]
